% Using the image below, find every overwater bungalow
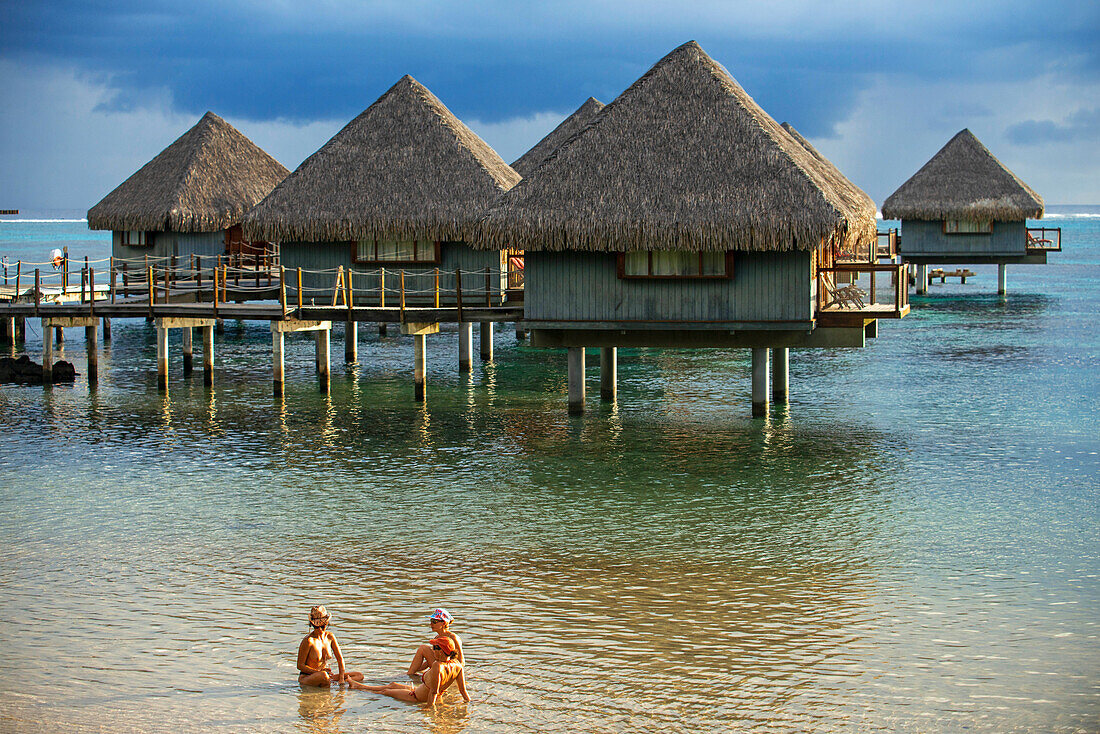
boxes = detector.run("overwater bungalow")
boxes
[243,75,520,328]
[882,129,1058,295]
[510,97,604,177]
[88,111,289,265]
[477,41,908,415]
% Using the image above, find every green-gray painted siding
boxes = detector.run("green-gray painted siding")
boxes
[280,242,505,306]
[899,220,1026,257]
[112,230,226,262]
[525,251,812,324]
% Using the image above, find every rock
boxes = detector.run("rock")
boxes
[0,356,78,384]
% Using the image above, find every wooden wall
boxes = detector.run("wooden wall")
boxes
[112,230,226,262]
[280,241,505,306]
[899,220,1026,257]
[525,250,813,324]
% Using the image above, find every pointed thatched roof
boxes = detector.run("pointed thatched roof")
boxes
[510,97,605,177]
[243,75,520,243]
[780,122,877,221]
[475,41,876,253]
[882,129,1043,221]
[88,112,289,233]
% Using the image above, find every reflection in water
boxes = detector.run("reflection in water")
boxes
[296,687,347,734]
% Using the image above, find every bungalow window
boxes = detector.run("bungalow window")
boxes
[353,239,440,264]
[121,230,150,246]
[619,250,731,279]
[944,219,992,234]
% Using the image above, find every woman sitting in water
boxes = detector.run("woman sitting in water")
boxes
[407,608,464,678]
[351,636,469,704]
[296,605,364,686]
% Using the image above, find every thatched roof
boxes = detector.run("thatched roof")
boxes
[475,41,876,253]
[244,75,520,243]
[882,129,1043,221]
[780,122,877,221]
[88,111,288,233]
[510,97,604,177]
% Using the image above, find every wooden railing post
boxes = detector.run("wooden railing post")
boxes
[434,267,440,308]
[34,269,40,315]
[122,262,129,299]
[346,268,354,313]
[485,266,491,306]
[15,261,21,300]
[279,265,288,316]
[455,268,463,322]
[62,247,69,292]
[89,269,96,316]
[297,267,303,311]
[109,257,116,303]
[399,270,406,317]
[379,267,386,308]
[213,264,220,317]
[332,266,343,307]
[196,255,202,294]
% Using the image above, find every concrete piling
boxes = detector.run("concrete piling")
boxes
[567,346,585,415]
[182,327,193,376]
[316,328,330,394]
[41,318,53,384]
[998,264,1007,295]
[203,325,214,386]
[86,322,98,386]
[413,334,426,401]
[272,330,284,396]
[480,322,493,361]
[600,347,617,402]
[458,322,473,372]
[156,326,168,390]
[751,347,770,418]
[772,347,788,403]
[345,321,358,363]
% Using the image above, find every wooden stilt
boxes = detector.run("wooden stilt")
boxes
[157,326,169,390]
[203,325,214,386]
[272,329,285,396]
[379,323,388,337]
[600,347,617,401]
[345,321,358,363]
[751,347,769,418]
[41,318,53,384]
[182,326,193,375]
[772,347,788,403]
[480,321,493,361]
[567,347,586,415]
[86,322,98,386]
[102,317,111,342]
[317,327,330,393]
[413,333,426,402]
[458,321,472,372]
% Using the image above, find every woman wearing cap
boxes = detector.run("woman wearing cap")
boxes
[296,605,364,686]
[407,608,463,679]
[350,636,469,705]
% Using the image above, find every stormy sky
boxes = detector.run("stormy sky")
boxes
[1,0,1097,211]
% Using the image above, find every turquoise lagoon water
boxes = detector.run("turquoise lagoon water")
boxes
[0,210,1097,732]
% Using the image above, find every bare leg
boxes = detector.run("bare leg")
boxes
[298,671,333,687]
[407,644,433,676]
[349,680,409,692]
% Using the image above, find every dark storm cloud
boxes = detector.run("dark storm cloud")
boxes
[1,0,1097,135]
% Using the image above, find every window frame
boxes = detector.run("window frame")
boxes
[120,230,152,247]
[616,250,734,280]
[943,219,993,235]
[350,239,442,265]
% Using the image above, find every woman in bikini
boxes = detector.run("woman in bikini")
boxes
[296,605,364,686]
[351,636,469,705]
[407,608,463,679]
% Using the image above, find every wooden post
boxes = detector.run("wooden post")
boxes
[15,261,21,301]
[379,322,388,337]
[88,268,95,316]
[485,266,491,306]
[345,320,358,363]
[15,317,24,342]
[182,327,193,376]
[55,323,64,345]
[203,325,214,386]
[272,329,284,396]
[196,255,202,294]
[600,347,617,402]
[62,247,68,292]
[212,262,220,317]
[1,317,12,346]
[279,265,288,316]
[458,321,473,372]
[379,267,386,308]
[869,270,876,306]
[399,270,406,316]
[102,317,111,342]
[110,258,116,303]
[296,267,303,311]
[751,347,770,418]
[331,266,343,306]
[316,327,330,394]
[156,325,169,390]
[479,322,493,361]
[455,269,463,322]
[86,321,98,386]
[122,262,129,299]
[413,333,426,402]
[434,268,440,308]
[345,267,354,313]
[34,269,40,315]
[147,264,155,319]
[41,318,53,384]
[772,347,789,403]
[567,346,585,415]
[164,263,171,303]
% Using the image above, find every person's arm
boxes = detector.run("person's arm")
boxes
[428,662,443,704]
[456,667,470,702]
[329,632,347,682]
[297,638,318,674]
[452,633,464,665]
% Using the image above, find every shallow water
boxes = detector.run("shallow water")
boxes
[0,214,1098,732]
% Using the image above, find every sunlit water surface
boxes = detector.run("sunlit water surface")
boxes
[1,213,1098,732]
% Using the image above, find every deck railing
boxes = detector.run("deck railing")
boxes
[876,229,899,260]
[816,263,909,321]
[2,253,511,318]
[1026,227,1062,253]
